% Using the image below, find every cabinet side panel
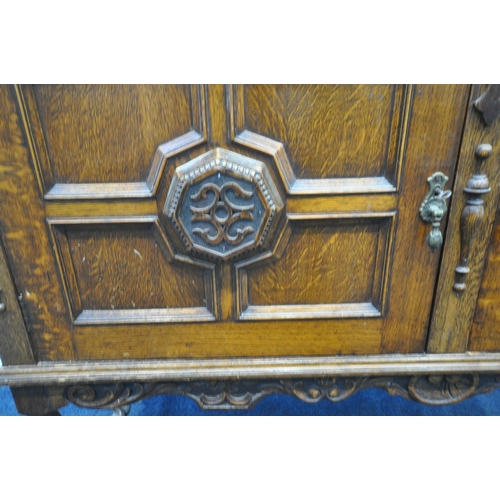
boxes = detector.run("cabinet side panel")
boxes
[0,85,76,361]
[0,240,35,365]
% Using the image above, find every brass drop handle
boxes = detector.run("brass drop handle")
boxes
[0,287,5,313]
[419,172,452,252]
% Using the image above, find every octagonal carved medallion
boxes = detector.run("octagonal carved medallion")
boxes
[164,148,284,260]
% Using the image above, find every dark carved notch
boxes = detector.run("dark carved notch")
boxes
[474,85,500,126]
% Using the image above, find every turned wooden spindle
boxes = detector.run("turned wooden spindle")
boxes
[453,144,492,293]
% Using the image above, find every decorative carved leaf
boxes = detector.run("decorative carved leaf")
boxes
[64,373,500,411]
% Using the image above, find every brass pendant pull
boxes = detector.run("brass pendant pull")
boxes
[419,172,452,252]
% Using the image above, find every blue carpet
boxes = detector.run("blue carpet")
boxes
[2,384,500,415]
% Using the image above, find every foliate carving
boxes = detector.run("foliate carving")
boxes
[65,383,156,409]
[64,374,500,411]
[181,380,283,408]
[64,380,285,411]
[408,374,479,405]
[280,378,359,403]
[164,148,284,260]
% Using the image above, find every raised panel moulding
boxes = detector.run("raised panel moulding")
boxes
[229,84,414,195]
[235,214,395,321]
[16,85,207,199]
[47,216,217,324]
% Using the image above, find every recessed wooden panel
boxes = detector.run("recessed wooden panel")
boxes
[469,212,500,351]
[31,85,193,184]
[236,217,393,320]
[73,320,382,359]
[66,226,204,309]
[242,85,408,183]
[49,219,215,324]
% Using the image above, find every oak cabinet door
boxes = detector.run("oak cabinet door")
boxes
[0,84,469,361]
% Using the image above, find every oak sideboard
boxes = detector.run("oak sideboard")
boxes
[1,84,500,415]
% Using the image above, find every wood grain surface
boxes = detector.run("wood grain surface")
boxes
[380,84,469,352]
[243,84,402,180]
[428,85,500,352]
[0,84,473,364]
[64,224,206,310]
[469,209,500,351]
[28,84,194,184]
[248,220,382,306]
[0,240,35,365]
[73,319,382,359]
[0,85,76,360]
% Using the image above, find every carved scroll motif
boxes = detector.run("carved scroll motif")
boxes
[64,374,500,411]
[190,182,255,246]
[408,374,479,405]
[163,148,284,261]
[65,383,155,409]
